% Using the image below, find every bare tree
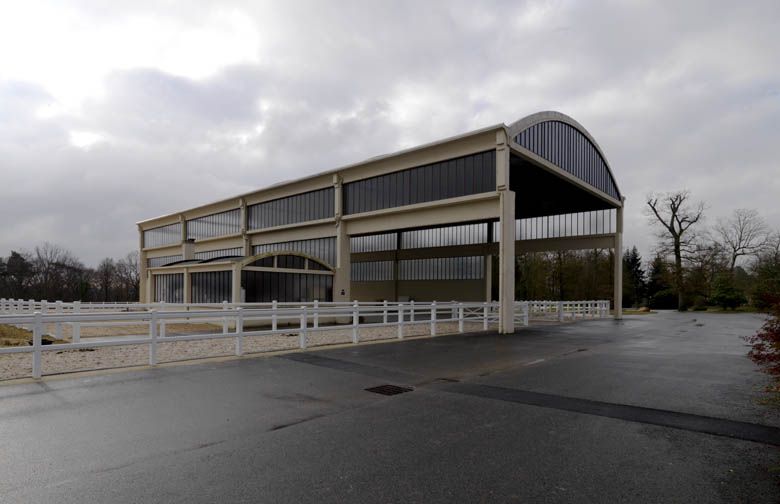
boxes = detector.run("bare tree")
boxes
[646,190,705,310]
[115,252,140,301]
[95,258,117,302]
[715,208,769,271]
[31,243,86,301]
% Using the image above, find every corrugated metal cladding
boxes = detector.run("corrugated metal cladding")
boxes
[194,247,244,260]
[517,209,616,240]
[242,270,333,302]
[350,233,396,253]
[247,187,334,230]
[190,271,232,303]
[276,255,306,270]
[144,223,182,248]
[514,121,619,200]
[252,237,336,267]
[350,223,490,253]
[399,257,484,281]
[343,151,496,215]
[154,273,184,302]
[352,261,394,281]
[354,257,485,281]
[187,209,241,240]
[489,209,616,240]
[402,223,488,249]
[147,255,184,267]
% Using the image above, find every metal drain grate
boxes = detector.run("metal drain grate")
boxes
[365,384,414,396]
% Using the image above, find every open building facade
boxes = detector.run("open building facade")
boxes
[137,111,624,333]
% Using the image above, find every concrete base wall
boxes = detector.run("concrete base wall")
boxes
[351,280,484,302]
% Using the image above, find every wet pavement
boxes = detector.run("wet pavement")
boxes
[0,311,777,503]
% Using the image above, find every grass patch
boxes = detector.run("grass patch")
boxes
[622,309,656,315]
[704,306,763,314]
[0,324,33,347]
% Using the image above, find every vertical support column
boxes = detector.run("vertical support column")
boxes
[485,221,493,302]
[614,199,625,320]
[138,225,148,303]
[496,130,515,334]
[231,264,242,304]
[240,197,252,257]
[484,253,493,302]
[179,214,190,260]
[183,268,191,304]
[146,272,153,305]
[334,174,351,302]
[182,240,195,261]
[393,231,401,302]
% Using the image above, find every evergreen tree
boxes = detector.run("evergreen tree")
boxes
[622,246,646,308]
[646,254,676,309]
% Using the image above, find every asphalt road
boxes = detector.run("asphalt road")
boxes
[0,311,778,503]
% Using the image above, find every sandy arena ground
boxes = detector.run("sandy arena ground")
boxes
[0,320,502,380]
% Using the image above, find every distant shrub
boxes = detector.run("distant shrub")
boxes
[711,275,747,310]
[649,289,677,309]
[691,296,708,311]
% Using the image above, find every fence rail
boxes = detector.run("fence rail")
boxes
[0,298,609,379]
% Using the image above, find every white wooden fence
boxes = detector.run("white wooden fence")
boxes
[0,298,609,379]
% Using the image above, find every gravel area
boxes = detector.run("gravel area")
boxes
[0,321,495,380]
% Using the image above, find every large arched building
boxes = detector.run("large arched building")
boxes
[137,111,624,333]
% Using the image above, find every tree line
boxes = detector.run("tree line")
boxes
[2,193,779,311]
[640,191,779,310]
[0,243,139,302]
[514,190,780,311]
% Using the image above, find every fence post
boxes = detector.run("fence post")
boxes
[299,306,307,349]
[483,302,488,331]
[73,301,81,343]
[32,311,43,379]
[458,303,464,333]
[222,300,229,334]
[149,310,158,366]
[430,301,437,336]
[558,301,564,322]
[272,300,278,331]
[235,307,244,356]
[383,300,388,325]
[313,300,319,329]
[55,300,63,341]
[352,301,359,344]
[523,302,529,326]
[28,299,35,314]
[410,300,415,322]
[397,304,404,339]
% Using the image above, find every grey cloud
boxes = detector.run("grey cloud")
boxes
[0,0,779,266]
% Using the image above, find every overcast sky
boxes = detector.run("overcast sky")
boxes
[1,0,778,266]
